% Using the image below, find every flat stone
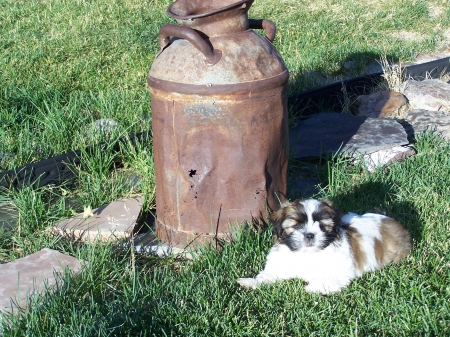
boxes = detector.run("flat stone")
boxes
[130,231,192,259]
[0,201,18,231]
[83,118,120,142]
[403,79,450,112]
[360,145,415,172]
[92,118,119,134]
[290,113,409,159]
[403,109,450,139]
[414,52,450,64]
[0,248,84,315]
[53,197,142,242]
[357,91,408,118]
[365,60,383,74]
[0,152,13,171]
[116,168,143,188]
[120,211,193,259]
[301,70,329,87]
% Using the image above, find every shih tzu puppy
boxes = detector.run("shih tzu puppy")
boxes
[237,199,411,294]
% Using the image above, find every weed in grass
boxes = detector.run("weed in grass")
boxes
[440,67,450,82]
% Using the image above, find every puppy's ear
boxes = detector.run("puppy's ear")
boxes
[270,203,289,239]
[321,198,334,208]
[274,192,288,206]
[320,199,343,228]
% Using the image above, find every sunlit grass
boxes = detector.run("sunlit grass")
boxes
[1,133,450,336]
[1,0,450,335]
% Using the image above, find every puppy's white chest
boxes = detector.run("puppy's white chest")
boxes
[265,243,355,282]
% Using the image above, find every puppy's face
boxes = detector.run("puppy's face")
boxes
[270,199,342,251]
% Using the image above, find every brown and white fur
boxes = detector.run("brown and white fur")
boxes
[237,199,411,294]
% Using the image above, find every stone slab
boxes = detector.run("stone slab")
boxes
[131,231,193,259]
[0,152,13,171]
[290,113,409,159]
[403,79,450,112]
[403,109,450,140]
[357,91,407,118]
[364,60,383,74]
[360,145,415,172]
[0,248,84,315]
[0,202,18,231]
[414,52,450,64]
[54,197,142,242]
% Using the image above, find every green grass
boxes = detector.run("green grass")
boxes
[1,0,449,169]
[2,133,450,336]
[1,0,450,335]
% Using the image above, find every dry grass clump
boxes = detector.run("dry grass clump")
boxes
[372,55,411,119]
[378,54,406,93]
[440,68,450,83]
[376,54,450,119]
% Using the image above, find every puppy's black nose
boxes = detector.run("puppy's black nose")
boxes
[305,233,315,240]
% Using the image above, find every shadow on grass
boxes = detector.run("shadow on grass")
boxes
[330,180,423,244]
[0,179,424,336]
[287,51,398,120]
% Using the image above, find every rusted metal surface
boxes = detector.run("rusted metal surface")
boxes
[248,19,276,42]
[158,24,222,66]
[151,29,286,85]
[168,0,253,37]
[148,0,289,248]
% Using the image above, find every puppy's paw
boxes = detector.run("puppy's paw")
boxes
[237,278,257,289]
[305,282,342,294]
[304,283,323,294]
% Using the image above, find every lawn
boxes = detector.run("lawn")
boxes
[1,0,450,335]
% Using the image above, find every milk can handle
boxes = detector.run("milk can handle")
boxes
[158,24,222,66]
[248,19,276,42]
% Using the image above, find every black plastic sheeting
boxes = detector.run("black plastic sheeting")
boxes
[288,57,450,117]
[1,57,449,190]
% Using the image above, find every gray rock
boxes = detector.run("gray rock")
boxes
[53,197,142,242]
[359,145,415,172]
[81,118,120,143]
[414,52,450,64]
[131,231,193,259]
[403,109,450,139]
[0,248,84,315]
[116,168,143,188]
[0,152,13,171]
[290,113,409,159]
[403,79,450,112]
[301,70,329,88]
[92,118,119,134]
[357,91,408,118]
[0,201,18,231]
[342,60,356,70]
[365,60,383,74]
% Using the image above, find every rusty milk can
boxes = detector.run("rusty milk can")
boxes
[148,0,289,247]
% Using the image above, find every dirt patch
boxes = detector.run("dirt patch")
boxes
[428,4,444,19]
[391,30,425,42]
[443,28,450,42]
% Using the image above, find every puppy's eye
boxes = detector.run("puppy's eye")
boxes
[319,220,334,232]
[293,223,305,229]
